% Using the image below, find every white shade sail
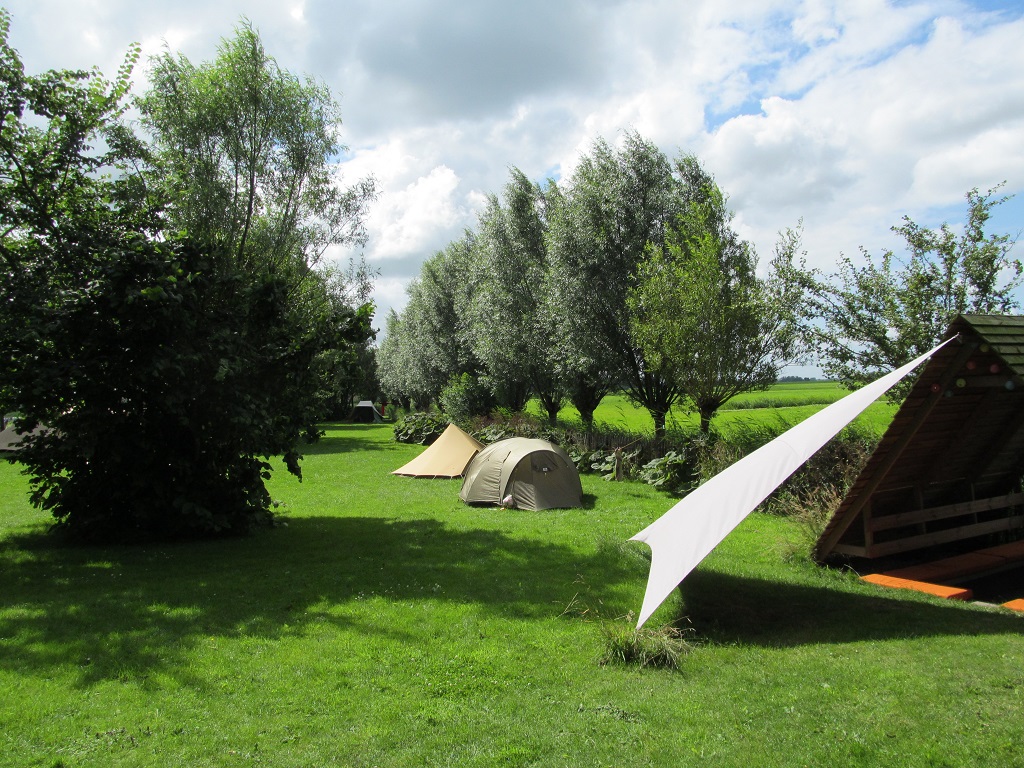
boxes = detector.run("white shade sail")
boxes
[630,337,955,628]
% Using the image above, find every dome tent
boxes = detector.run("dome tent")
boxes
[459,437,582,511]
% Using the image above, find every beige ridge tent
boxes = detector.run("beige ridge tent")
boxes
[392,423,484,478]
[459,437,582,511]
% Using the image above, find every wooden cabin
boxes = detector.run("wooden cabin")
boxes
[815,315,1024,567]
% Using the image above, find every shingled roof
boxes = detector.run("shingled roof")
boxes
[815,314,1024,563]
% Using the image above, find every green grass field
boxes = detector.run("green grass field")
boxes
[529,381,898,437]
[1,421,1022,767]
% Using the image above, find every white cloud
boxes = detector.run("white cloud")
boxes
[5,0,1023,335]
[367,164,474,261]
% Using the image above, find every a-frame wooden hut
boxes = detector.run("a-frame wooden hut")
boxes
[815,314,1024,566]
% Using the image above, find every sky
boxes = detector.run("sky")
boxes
[4,0,1024,374]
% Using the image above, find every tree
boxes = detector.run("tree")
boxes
[313,257,381,417]
[629,157,802,433]
[546,133,684,438]
[468,168,562,422]
[792,186,1021,399]
[0,13,374,541]
[376,234,482,410]
[138,19,376,268]
[376,310,421,408]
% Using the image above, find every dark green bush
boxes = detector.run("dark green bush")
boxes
[438,373,495,424]
[472,423,516,444]
[638,449,700,496]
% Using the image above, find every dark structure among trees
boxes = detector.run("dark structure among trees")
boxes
[815,315,1024,565]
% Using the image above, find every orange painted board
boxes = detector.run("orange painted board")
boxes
[885,553,1005,581]
[1002,598,1024,612]
[861,573,973,600]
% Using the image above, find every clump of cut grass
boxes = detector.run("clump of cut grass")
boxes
[599,615,693,670]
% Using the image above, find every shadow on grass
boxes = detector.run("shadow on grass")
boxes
[679,569,1023,648]
[300,423,402,456]
[0,514,635,688]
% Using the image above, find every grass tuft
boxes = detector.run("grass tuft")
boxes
[777,484,846,562]
[599,615,694,670]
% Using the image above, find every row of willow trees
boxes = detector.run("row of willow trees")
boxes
[378,131,1021,437]
[377,133,804,437]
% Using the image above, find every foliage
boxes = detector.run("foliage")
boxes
[788,185,1021,400]
[629,157,803,433]
[545,132,683,437]
[375,309,427,407]
[437,372,495,424]
[589,447,641,482]
[0,14,373,540]
[638,449,701,496]
[471,422,517,444]
[392,411,449,445]
[777,484,846,563]
[314,257,382,417]
[468,168,561,418]
[137,18,376,266]
[376,235,480,407]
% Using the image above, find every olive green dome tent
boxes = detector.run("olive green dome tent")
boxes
[459,437,582,511]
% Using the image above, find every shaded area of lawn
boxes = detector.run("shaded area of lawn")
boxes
[0,514,636,688]
[300,423,403,455]
[680,568,1023,647]
[4,511,1020,692]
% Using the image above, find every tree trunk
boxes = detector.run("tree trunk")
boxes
[700,410,713,434]
[650,407,668,441]
[543,399,560,425]
[568,376,606,432]
[577,406,596,431]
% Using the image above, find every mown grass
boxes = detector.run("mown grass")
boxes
[531,382,898,438]
[1,424,1022,767]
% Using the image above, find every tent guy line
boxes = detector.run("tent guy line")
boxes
[629,335,957,629]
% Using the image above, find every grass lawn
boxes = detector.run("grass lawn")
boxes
[530,382,898,437]
[1,423,1022,767]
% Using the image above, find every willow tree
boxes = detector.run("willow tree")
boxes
[467,168,563,421]
[629,157,802,433]
[546,133,684,437]
[376,234,483,409]
[138,19,375,268]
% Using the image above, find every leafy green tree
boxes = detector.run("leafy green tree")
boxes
[376,234,482,410]
[314,257,381,417]
[0,12,373,541]
[468,168,562,422]
[138,19,375,267]
[376,310,422,408]
[791,185,1021,399]
[546,133,684,438]
[629,157,802,433]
